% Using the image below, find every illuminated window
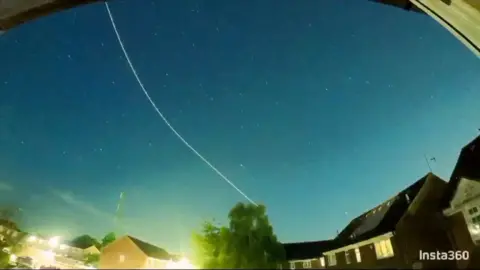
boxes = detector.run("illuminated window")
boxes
[345,251,351,264]
[374,238,394,259]
[327,254,336,266]
[289,261,295,269]
[355,248,361,262]
[119,254,125,262]
[319,257,325,267]
[302,260,311,268]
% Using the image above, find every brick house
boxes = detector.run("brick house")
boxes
[441,135,480,269]
[281,173,453,269]
[282,240,336,269]
[98,235,172,269]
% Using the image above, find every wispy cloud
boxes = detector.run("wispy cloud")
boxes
[0,181,13,191]
[51,189,111,218]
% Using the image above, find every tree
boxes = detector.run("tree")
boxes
[0,206,22,231]
[69,235,101,250]
[101,232,116,248]
[193,202,286,269]
[85,253,100,266]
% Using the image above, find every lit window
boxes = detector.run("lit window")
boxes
[355,248,361,262]
[319,257,325,267]
[345,251,351,264]
[289,261,295,269]
[378,206,382,211]
[327,254,336,266]
[374,238,394,259]
[302,260,311,268]
[119,254,125,262]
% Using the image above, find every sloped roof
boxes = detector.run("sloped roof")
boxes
[441,136,480,208]
[335,173,434,246]
[368,0,424,13]
[0,0,100,31]
[127,236,171,260]
[283,240,337,260]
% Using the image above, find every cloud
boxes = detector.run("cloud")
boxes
[51,189,111,218]
[0,181,13,191]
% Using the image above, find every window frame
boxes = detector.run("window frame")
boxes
[319,257,325,267]
[345,250,351,264]
[374,238,394,259]
[289,261,295,270]
[302,260,311,268]
[327,253,337,266]
[355,247,362,263]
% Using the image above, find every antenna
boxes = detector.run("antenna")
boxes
[114,191,125,236]
[423,154,433,173]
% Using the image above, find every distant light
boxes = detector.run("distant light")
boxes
[9,254,17,263]
[27,235,37,242]
[166,257,197,269]
[48,236,60,248]
[43,250,55,262]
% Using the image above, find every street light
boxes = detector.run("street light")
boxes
[48,236,60,248]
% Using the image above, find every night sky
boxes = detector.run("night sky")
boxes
[0,0,479,255]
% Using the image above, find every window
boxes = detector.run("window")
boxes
[289,261,295,270]
[469,207,479,215]
[472,215,480,224]
[374,238,394,259]
[355,248,361,263]
[277,263,283,269]
[327,253,336,266]
[119,254,125,262]
[345,251,351,264]
[319,257,325,267]
[302,260,311,268]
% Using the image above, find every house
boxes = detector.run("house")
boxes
[322,173,454,269]
[282,240,337,269]
[442,135,480,269]
[98,235,172,269]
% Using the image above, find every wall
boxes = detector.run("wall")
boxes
[98,236,147,269]
[327,236,401,269]
[395,176,455,269]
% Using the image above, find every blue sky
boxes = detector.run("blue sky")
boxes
[0,0,479,255]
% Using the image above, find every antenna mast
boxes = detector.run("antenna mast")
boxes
[114,191,125,235]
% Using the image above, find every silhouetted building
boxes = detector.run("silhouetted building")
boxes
[369,0,480,57]
[282,240,336,269]
[282,173,453,269]
[0,0,100,31]
[442,136,480,269]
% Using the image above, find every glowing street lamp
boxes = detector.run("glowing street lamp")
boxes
[48,236,60,248]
